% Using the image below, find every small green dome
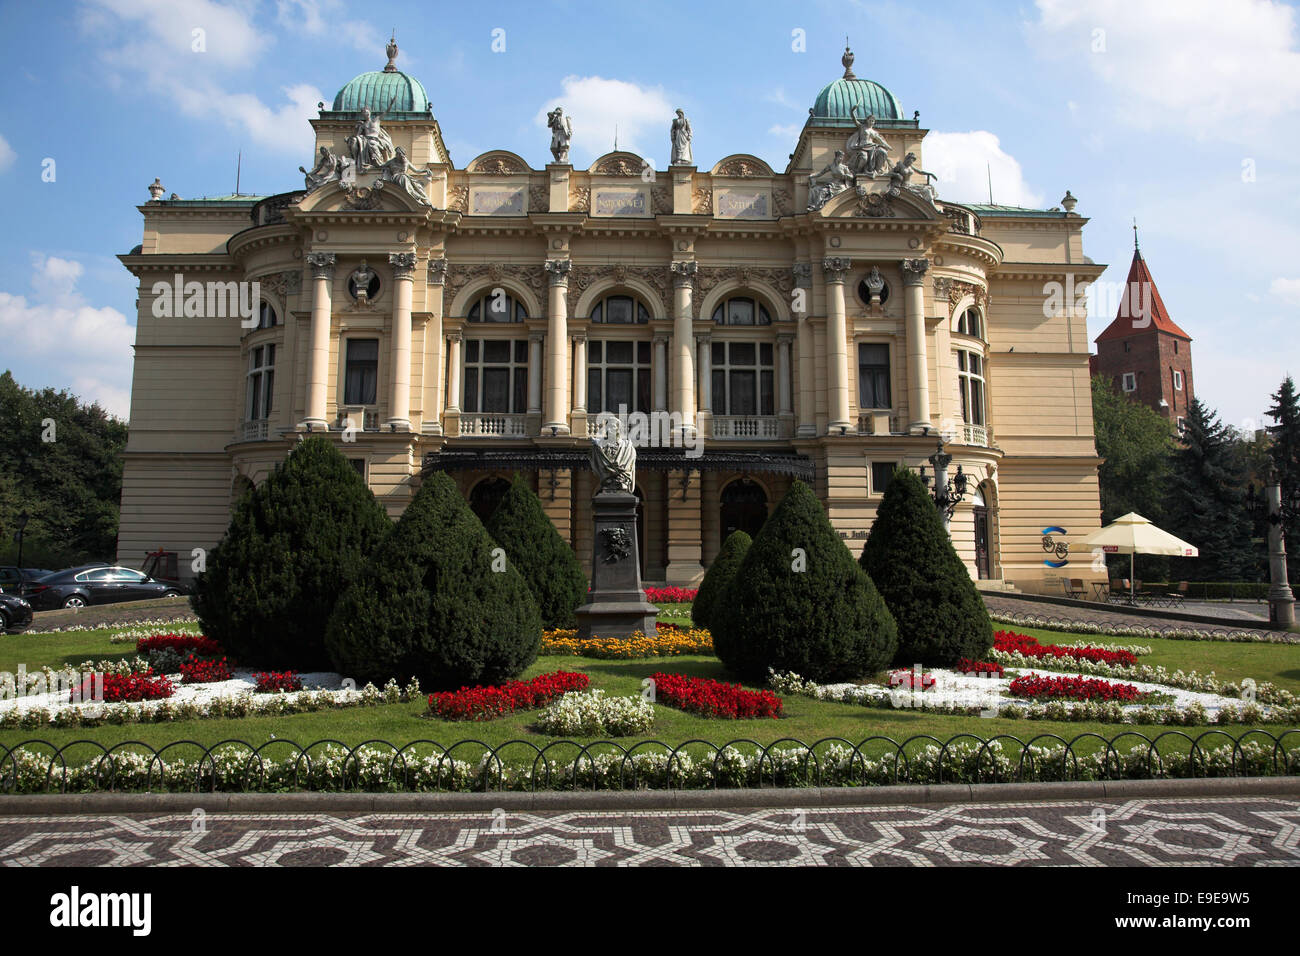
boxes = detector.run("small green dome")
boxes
[811,47,903,125]
[332,69,430,114]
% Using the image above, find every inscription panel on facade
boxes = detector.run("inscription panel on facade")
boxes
[714,188,771,219]
[591,187,651,217]
[469,186,527,215]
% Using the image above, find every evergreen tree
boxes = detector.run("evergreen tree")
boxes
[692,530,751,631]
[1266,375,1300,584]
[859,467,993,666]
[1164,399,1255,581]
[484,474,587,628]
[192,436,391,670]
[326,471,542,689]
[712,481,897,683]
[1091,374,1174,524]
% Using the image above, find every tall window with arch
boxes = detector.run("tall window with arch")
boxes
[467,289,529,323]
[955,306,982,339]
[712,296,772,326]
[956,349,986,426]
[587,293,653,415]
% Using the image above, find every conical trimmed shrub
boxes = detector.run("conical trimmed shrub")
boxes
[859,467,993,667]
[712,480,897,683]
[192,436,392,671]
[485,474,587,628]
[693,530,751,631]
[325,471,542,689]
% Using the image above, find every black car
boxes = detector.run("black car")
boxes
[0,566,53,597]
[0,591,34,632]
[25,565,188,611]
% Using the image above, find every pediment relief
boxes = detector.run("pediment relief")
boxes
[467,150,532,175]
[589,151,652,177]
[821,182,939,221]
[711,154,775,178]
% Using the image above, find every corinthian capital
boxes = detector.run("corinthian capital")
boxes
[389,252,418,279]
[544,258,572,286]
[899,258,930,286]
[821,256,852,283]
[306,252,336,279]
[670,260,698,288]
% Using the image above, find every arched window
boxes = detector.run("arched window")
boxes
[468,290,528,323]
[720,479,768,540]
[956,307,981,338]
[469,477,511,524]
[590,294,650,324]
[257,301,278,329]
[712,296,772,326]
[956,349,986,426]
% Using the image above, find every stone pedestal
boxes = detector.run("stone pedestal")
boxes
[574,489,659,640]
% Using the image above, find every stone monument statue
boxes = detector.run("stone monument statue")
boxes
[300,147,354,192]
[377,146,432,203]
[888,152,939,203]
[347,100,397,172]
[547,107,573,164]
[349,260,376,302]
[847,105,891,176]
[573,419,658,640]
[670,109,693,166]
[807,149,854,210]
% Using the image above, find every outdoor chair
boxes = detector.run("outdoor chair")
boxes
[1064,577,1086,600]
[1165,580,1189,608]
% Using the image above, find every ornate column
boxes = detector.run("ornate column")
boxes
[544,259,571,434]
[386,251,417,431]
[671,260,697,430]
[527,332,544,414]
[901,257,931,433]
[793,263,815,437]
[777,332,794,416]
[424,257,447,435]
[696,333,712,413]
[572,332,588,413]
[822,256,852,433]
[445,332,462,413]
[653,333,669,412]
[302,252,336,430]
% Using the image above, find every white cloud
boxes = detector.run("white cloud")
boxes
[0,134,14,172]
[922,131,1045,207]
[535,77,676,166]
[1270,277,1300,305]
[276,0,386,59]
[0,255,134,418]
[94,0,271,70]
[768,123,803,140]
[1028,0,1300,132]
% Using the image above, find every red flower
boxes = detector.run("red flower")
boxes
[644,587,698,604]
[137,633,224,657]
[648,672,783,719]
[994,631,1136,667]
[956,659,1005,677]
[179,655,233,684]
[253,671,303,693]
[426,671,590,721]
[1007,673,1146,702]
[70,670,175,703]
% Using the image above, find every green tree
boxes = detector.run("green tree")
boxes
[0,371,128,567]
[859,467,993,667]
[1091,374,1174,524]
[192,436,392,670]
[712,481,897,683]
[692,530,751,631]
[1164,399,1255,581]
[326,471,542,689]
[1265,374,1300,585]
[484,474,587,628]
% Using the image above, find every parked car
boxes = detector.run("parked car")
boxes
[0,566,54,597]
[24,565,189,611]
[0,591,34,632]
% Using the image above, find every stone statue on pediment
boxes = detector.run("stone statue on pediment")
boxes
[377,146,432,204]
[300,147,354,192]
[670,109,693,166]
[548,107,573,164]
[347,99,397,172]
[889,152,939,203]
[847,105,891,176]
[807,150,855,211]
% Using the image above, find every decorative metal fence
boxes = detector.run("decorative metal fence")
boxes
[990,613,1291,642]
[2,731,1297,795]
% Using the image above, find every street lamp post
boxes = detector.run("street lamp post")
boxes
[918,439,968,531]
[1247,473,1296,627]
[14,511,29,568]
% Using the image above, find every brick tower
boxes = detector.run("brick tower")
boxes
[1092,232,1193,426]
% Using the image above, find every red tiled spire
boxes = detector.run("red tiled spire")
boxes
[1094,246,1191,343]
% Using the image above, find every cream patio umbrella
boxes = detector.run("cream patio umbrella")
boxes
[1073,512,1199,603]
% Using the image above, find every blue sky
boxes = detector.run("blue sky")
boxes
[0,0,1296,432]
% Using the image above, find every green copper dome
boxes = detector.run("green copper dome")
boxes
[330,41,431,116]
[811,47,904,125]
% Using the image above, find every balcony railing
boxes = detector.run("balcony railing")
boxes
[961,423,990,447]
[240,420,270,441]
[460,413,529,438]
[710,416,781,440]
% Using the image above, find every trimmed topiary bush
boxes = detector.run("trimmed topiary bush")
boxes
[859,467,993,667]
[325,471,542,689]
[693,530,752,631]
[712,480,897,683]
[485,474,587,628]
[192,436,391,671]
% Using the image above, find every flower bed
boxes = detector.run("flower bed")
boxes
[990,612,1276,644]
[179,656,234,685]
[540,625,712,659]
[70,671,175,704]
[645,587,697,604]
[994,630,1138,667]
[1007,673,1147,703]
[136,633,223,657]
[956,659,1005,677]
[426,671,589,721]
[649,672,782,719]
[254,671,304,693]
[890,669,936,690]
[534,690,656,737]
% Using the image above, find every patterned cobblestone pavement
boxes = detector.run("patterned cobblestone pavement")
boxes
[983,595,1290,639]
[2,797,1297,866]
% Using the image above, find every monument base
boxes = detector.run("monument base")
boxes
[575,488,659,640]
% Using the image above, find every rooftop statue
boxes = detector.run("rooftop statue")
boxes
[889,152,939,203]
[591,418,635,494]
[807,149,855,211]
[847,105,891,177]
[670,109,693,166]
[548,107,573,164]
[348,98,397,172]
[300,147,354,192]
[378,146,432,204]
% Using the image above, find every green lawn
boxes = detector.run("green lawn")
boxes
[2,623,1298,764]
